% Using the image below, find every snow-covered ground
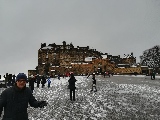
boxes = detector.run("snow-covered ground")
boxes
[1,75,160,119]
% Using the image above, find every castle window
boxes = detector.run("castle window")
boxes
[70,54,74,57]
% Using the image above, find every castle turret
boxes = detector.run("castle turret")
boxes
[41,43,46,48]
[63,41,66,46]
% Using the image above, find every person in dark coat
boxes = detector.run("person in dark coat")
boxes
[68,73,77,101]
[91,74,97,92]
[41,75,46,88]
[12,74,16,86]
[3,73,9,88]
[153,72,155,80]
[58,73,60,80]
[151,71,156,80]
[36,74,41,88]
[29,75,35,93]
[0,73,47,120]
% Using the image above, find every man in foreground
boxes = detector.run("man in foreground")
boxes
[0,73,47,120]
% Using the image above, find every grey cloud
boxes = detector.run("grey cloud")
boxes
[0,0,160,75]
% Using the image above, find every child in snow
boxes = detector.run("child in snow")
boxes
[46,77,51,88]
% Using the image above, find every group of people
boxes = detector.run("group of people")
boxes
[0,72,97,119]
[68,73,97,101]
[2,73,16,87]
[103,71,111,78]
[0,73,47,120]
[28,75,51,93]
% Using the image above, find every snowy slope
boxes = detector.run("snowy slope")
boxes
[27,76,160,120]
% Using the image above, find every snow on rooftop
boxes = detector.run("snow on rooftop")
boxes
[141,66,148,67]
[101,55,107,59]
[118,64,130,65]
[41,46,53,49]
[131,65,137,67]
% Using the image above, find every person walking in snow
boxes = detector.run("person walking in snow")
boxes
[90,73,97,92]
[0,73,47,120]
[86,73,91,78]
[41,75,46,88]
[151,71,156,80]
[29,75,35,93]
[3,73,9,88]
[58,74,60,80]
[68,73,77,101]
[46,77,51,88]
[12,74,16,86]
[36,74,41,88]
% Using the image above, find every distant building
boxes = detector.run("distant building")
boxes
[28,41,137,76]
[37,41,103,76]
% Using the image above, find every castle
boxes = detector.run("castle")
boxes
[28,41,137,77]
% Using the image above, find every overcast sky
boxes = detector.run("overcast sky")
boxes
[0,0,160,76]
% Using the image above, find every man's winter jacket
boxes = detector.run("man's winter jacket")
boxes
[0,85,40,120]
[68,77,77,90]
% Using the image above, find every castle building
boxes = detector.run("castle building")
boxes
[28,41,137,77]
[37,41,103,76]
